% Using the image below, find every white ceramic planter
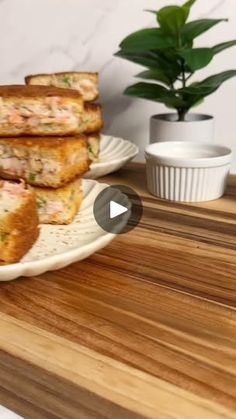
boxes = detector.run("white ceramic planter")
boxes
[145,142,232,202]
[150,113,215,143]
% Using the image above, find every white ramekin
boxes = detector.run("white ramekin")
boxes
[145,142,232,202]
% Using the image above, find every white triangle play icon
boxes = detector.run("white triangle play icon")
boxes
[109,201,128,219]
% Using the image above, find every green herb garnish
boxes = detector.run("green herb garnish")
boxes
[29,173,36,182]
[0,232,8,242]
[63,76,72,87]
[37,197,47,209]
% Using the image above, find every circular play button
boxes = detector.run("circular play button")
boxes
[93,184,143,234]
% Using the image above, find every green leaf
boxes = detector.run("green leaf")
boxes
[179,48,214,71]
[177,70,236,111]
[115,50,182,82]
[145,2,196,19]
[191,97,205,108]
[119,28,175,50]
[157,6,187,34]
[124,82,186,107]
[183,0,197,8]
[115,50,160,68]
[182,0,196,20]
[181,19,228,43]
[136,69,172,86]
[198,70,236,90]
[181,70,236,96]
[212,40,236,54]
[156,1,196,35]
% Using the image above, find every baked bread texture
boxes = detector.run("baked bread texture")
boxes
[87,132,101,162]
[0,180,39,265]
[0,85,84,136]
[25,72,99,102]
[0,136,90,188]
[80,104,103,134]
[31,177,83,225]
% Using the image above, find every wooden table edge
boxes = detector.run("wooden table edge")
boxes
[0,313,235,419]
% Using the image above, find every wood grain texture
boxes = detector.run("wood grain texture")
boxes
[0,163,235,419]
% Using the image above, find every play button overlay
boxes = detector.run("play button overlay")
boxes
[110,201,128,219]
[93,184,143,234]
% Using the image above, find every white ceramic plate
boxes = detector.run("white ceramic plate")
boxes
[85,134,139,179]
[0,179,128,282]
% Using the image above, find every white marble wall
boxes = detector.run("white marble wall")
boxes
[0,2,235,418]
[0,0,235,160]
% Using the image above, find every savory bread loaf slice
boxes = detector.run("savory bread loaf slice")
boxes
[25,72,99,102]
[0,85,84,136]
[80,104,103,134]
[0,136,90,188]
[87,132,101,162]
[31,177,83,225]
[0,180,39,265]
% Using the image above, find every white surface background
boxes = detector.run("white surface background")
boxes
[0,0,235,162]
[0,0,235,417]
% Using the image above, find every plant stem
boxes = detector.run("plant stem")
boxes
[177,32,182,49]
[186,72,193,82]
[177,108,187,122]
[181,61,186,89]
[177,60,188,121]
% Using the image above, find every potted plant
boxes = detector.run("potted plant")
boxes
[115,0,236,143]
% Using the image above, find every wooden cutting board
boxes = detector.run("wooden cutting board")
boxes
[0,163,235,419]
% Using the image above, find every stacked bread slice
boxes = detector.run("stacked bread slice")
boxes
[0,135,89,224]
[25,72,102,162]
[0,179,39,265]
[0,73,104,264]
[0,82,103,229]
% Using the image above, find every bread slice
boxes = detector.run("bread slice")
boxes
[0,136,90,188]
[80,104,103,134]
[31,177,83,225]
[87,132,101,162]
[0,85,84,136]
[0,85,84,99]
[25,72,99,102]
[0,180,39,265]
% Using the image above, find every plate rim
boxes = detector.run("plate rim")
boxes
[0,179,116,279]
[90,135,139,169]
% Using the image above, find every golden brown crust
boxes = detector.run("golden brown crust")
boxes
[0,192,39,265]
[0,136,90,188]
[81,103,104,134]
[32,177,83,225]
[0,126,81,138]
[85,103,101,112]
[25,72,98,83]
[0,85,82,99]
[25,72,99,102]
[87,131,100,139]
[57,161,89,188]
[84,120,103,134]
[33,178,82,195]
[0,135,87,149]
